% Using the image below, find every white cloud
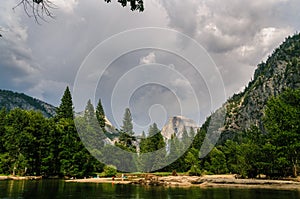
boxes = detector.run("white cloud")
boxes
[51,0,79,13]
[139,52,156,64]
[233,27,293,64]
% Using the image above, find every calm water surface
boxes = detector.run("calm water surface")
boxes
[0,180,300,199]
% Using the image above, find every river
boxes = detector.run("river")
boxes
[0,180,300,199]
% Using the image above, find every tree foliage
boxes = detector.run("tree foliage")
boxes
[104,0,144,11]
[14,0,55,24]
[96,99,106,132]
[263,88,300,177]
[121,108,134,135]
[12,0,144,24]
[56,87,74,120]
[1,87,299,177]
[139,123,166,172]
[0,90,103,177]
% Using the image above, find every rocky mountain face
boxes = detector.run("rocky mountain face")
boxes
[219,33,300,139]
[0,89,56,117]
[161,116,199,140]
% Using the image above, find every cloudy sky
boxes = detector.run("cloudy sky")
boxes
[0,0,300,133]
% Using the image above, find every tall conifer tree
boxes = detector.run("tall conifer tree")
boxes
[56,86,74,119]
[84,99,95,123]
[121,108,133,135]
[96,99,106,131]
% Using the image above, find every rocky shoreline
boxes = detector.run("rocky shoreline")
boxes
[2,174,299,190]
[0,176,42,180]
[66,175,300,190]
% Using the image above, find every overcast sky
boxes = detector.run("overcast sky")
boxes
[0,0,300,133]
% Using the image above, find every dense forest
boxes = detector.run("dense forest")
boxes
[0,34,300,178]
[0,86,299,178]
[0,87,104,178]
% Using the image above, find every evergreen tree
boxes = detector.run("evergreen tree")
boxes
[164,134,181,172]
[0,105,103,177]
[189,127,195,138]
[0,107,7,153]
[121,108,133,135]
[181,127,190,150]
[57,118,101,178]
[141,123,164,152]
[139,123,166,172]
[96,99,106,132]
[44,118,61,176]
[207,147,228,174]
[185,148,201,176]
[81,99,105,149]
[25,111,50,176]
[56,86,74,120]
[264,88,300,177]
[4,109,30,175]
[192,118,210,149]
[84,99,95,124]
[118,131,136,151]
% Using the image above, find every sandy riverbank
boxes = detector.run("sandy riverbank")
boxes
[66,174,300,190]
[66,177,133,184]
[0,176,42,180]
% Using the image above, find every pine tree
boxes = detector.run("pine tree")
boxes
[181,127,190,149]
[208,147,228,174]
[0,107,7,153]
[121,108,133,135]
[140,123,163,152]
[82,100,106,151]
[56,86,74,119]
[189,127,195,138]
[115,108,136,155]
[84,99,95,124]
[139,123,166,172]
[264,88,300,177]
[96,99,106,131]
[164,134,181,172]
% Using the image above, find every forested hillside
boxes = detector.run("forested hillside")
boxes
[0,90,56,117]
[222,33,300,139]
[189,33,300,178]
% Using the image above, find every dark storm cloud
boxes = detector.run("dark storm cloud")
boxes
[1,0,300,132]
[159,0,299,97]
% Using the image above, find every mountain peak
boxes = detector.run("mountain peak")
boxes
[161,116,199,140]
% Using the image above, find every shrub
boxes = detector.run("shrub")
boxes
[101,165,117,177]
